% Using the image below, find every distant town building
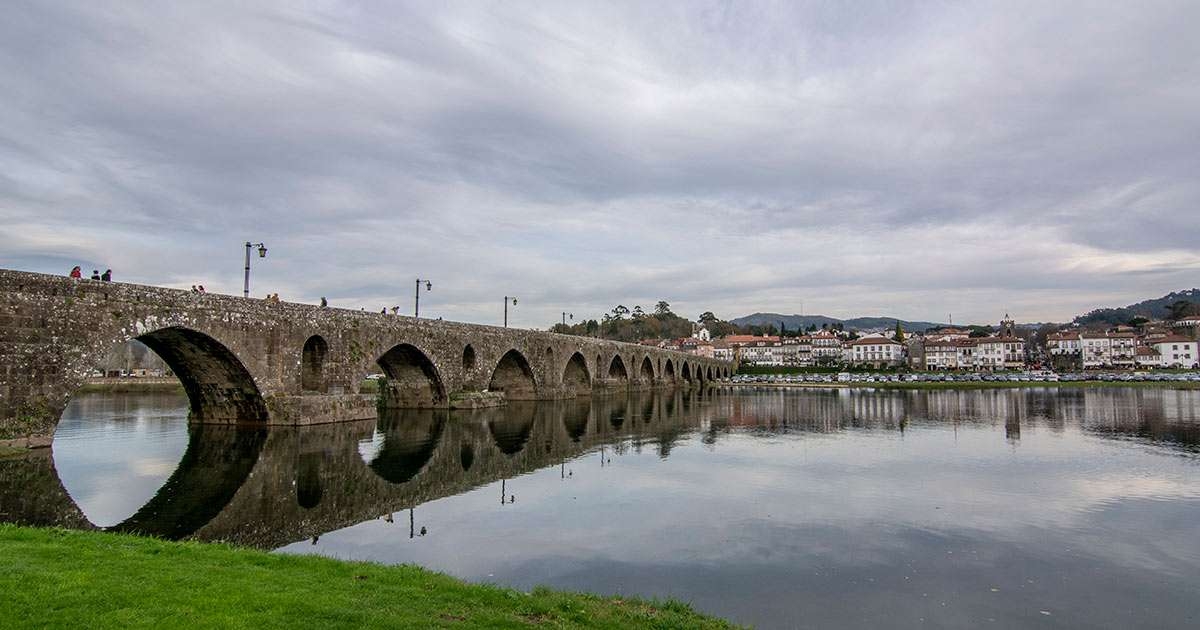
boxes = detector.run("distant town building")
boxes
[1135,346,1161,368]
[1149,336,1198,368]
[845,337,905,368]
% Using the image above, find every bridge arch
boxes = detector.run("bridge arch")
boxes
[681,361,692,383]
[462,344,477,373]
[135,326,269,423]
[376,343,446,408]
[608,355,628,381]
[489,349,537,400]
[562,352,591,396]
[664,358,676,381]
[639,356,655,383]
[301,335,328,392]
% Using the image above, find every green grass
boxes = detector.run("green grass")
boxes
[76,382,184,394]
[0,525,736,629]
[0,444,27,458]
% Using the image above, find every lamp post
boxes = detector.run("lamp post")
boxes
[243,241,267,298]
[504,296,518,328]
[414,279,432,318]
[562,312,573,327]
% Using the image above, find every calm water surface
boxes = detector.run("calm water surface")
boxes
[5,387,1200,629]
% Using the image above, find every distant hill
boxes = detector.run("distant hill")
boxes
[1073,289,1200,326]
[730,312,946,333]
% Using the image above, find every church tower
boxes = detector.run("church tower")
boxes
[1000,313,1015,338]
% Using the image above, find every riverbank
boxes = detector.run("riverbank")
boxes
[77,377,184,394]
[0,525,734,629]
[721,380,1200,391]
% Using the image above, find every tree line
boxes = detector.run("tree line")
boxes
[548,301,742,342]
[548,301,868,342]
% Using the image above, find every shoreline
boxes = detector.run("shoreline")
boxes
[719,380,1200,391]
[77,378,184,394]
[0,525,735,629]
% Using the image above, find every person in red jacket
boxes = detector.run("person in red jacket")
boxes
[69,266,82,279]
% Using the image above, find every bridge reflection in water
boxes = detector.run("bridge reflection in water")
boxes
[2,387,1198,551]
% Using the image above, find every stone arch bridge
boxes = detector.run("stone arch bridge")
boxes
[0,269,732,443]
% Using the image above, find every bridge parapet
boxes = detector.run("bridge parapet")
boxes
[0,269,733,443]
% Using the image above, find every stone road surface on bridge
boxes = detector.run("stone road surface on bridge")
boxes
[0,269,732,445]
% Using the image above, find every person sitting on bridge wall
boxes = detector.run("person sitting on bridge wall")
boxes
[90,269,101,280]
[101,269,112,282]
[69,266,82,279]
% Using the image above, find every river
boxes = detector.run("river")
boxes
[5,386,1199,629]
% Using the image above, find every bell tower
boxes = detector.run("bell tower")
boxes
[1000,313,1015,338]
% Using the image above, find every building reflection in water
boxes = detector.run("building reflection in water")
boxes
[1,387,1198,551]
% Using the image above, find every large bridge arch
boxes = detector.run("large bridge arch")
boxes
[608,354,629,383]
[639,355,655,385]
[376,343,446,408]
[489,349,538,401]
[562,352,592,396]
[131,326,271,424]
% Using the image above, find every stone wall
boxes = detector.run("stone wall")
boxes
[0,269,733,442]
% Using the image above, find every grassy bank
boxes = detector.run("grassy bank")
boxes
[76,381,184,394]
[0,525,734,629]
[0,444,27,458]
[724,380,1200,391]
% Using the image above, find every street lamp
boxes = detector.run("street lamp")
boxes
[414,279,432,318]
[243,241,267,298]
[504,296,518,328]
[562,312,574,327]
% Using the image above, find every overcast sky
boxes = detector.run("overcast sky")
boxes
[2,1,1197,327]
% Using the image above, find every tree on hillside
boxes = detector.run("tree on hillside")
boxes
[549,300,747,343]
[1168,300,1200,321]
[894,321,905,342]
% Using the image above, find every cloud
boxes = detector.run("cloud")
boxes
[1,1,1197,325]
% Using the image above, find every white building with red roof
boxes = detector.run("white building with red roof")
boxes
[1150,336,1198,368]
[845,336,905,368]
